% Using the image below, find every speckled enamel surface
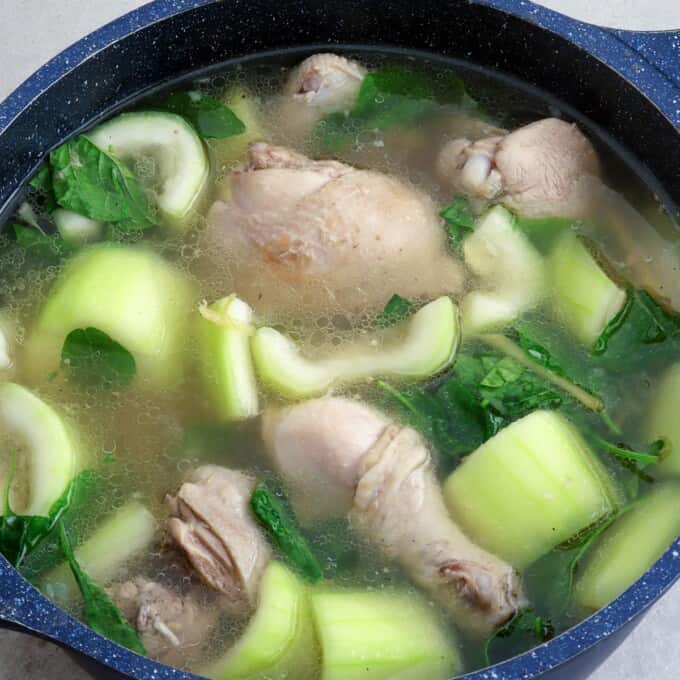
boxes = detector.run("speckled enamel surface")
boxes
[0,1,678,679]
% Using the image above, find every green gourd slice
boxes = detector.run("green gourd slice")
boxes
[444,410,622,569]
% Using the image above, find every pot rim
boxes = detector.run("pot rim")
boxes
[0,2,678,679]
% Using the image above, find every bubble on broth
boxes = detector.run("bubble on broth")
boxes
[0,48,678,677]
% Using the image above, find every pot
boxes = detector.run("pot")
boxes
[0,1,678,679]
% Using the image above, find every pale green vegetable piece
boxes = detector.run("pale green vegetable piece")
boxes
[202,562,317,680]
[212,85,265,171]
[461,206,546,335]
[444,410,622,569]
[53,209,104,245]
[0,383,78,517]
[646,362,680,477]
[24,244,195,388]
[197,295,259,420]
[311,587,461,680]
[549,230,626,347]
[574,483,680,611]
[252,296,460,399]
[44,501,156,601]
[88,111,209,222]
[0,311,15,370]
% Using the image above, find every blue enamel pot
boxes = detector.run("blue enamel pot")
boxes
[0,1,678,678]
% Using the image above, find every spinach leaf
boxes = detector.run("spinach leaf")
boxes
[378,351,562,460]
[591,435,666,468]
[20,470,113,582]
[13,224,75,264]
[589,435,666,498]
[594,289,680,359]
[376,380,472,459]
[515,215,578,252]
[161,91,245,139]
[440,194,474,251]
[50,136,156,230]
[475,354,563,422]
[375,294,414,328]
[484,608,554,666]
[315,66,470,151]
[527,502,639,620]
[29,165,57,213]
[0,454,83,568]
[61,327,136,389]
[57,522,146,655]
[251,483,323,583]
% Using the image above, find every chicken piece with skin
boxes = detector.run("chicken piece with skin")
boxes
[278,53,366,138]
[262,396,390,524]
[165,466,271,615]
[205,143,464,315]
[263,397,526,635]
[437,117,600,217]
[108,578,220,667]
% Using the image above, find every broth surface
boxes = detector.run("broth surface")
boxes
[1,49,679,677]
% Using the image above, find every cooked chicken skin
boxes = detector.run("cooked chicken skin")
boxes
[109,578,219,667]
[437,117,600,217]
[278,53,366,138]
[165,466,271,614]
[262,396,390,524]
[264,397,526,635]
[206,143,464,315]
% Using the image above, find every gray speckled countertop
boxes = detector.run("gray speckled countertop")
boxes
[0,1,678,678]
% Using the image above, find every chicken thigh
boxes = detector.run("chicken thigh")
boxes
[165,466,271,615]
[205,143,463,315]
[437,117,600,217]
[264,397,526,635]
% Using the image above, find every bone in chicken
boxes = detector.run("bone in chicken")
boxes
[437,117,600,217]
[277,53,367,138]
[437,117,680,310]
[263,397,526,635]
[165,465,272,615]
[205,143,464,315]
[108,577,220,667]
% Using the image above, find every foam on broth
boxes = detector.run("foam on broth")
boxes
[1,49,679,674]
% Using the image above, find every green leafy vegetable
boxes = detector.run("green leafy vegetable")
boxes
[592,435,666,467]
[527,502,639,619]
[474,354,563,422]
[29,165,57,213]
[61,327,136,389]
[484,608,554,666]
[57,521,146,655]
[514,328,567,377]
[594,289,680,359]
[315,66,470,151]
[0,462,101,569]
[50,136,156,230]
[378,350,563,460]
[515,215,578,252]
[375,294,415,328]
[440,194,474,251]
[251,483,323,583]
[13,224,75,264]
[377,381,471,458]
[483,332,604,415]
[589,435,666,498]
[592,293,633,355]
[160,90,245,139]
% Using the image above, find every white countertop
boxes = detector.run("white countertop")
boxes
[0,1,677,678]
